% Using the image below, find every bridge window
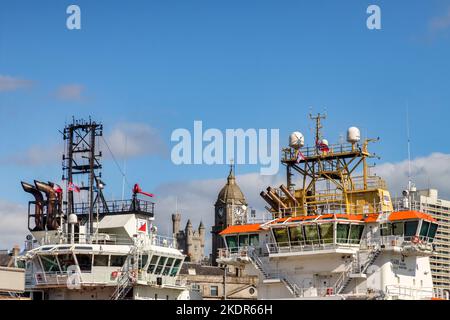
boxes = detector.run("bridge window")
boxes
[289,225,305,246]
[40,255,60,273]
[148,255,159,274]
[155,256,167,275]
[249,234,259,247]
[380,223,392,236]
[405,221,419,238]
[428,223,438,242]
[319,223,334,244]
[76,254,92,271]
[93,255,109,267]
[170,259,182,276]
[110,255,127,267]
[337,224,350,244]
[392,222,404,236]
[239,235,249,248]
[349,224,364,244]
[304,225,319,244]
[140,254,148,269]
[57,254,76,272]
[163,258,174,276]
[420,221,430,239]
[225,236,238,251]
[273,227,290,247]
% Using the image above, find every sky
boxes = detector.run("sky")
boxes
[1,0,450,251]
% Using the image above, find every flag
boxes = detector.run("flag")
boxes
[296,151,305,163]
[68,182,80,193]
[316,141,330,153]
[53,184,63,194]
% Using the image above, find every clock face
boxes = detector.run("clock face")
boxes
[233,205,246,217]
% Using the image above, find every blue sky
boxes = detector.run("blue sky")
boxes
[1,0,450,209]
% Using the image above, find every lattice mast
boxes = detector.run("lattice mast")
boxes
[261,114,389,218]
[62,118,106,235]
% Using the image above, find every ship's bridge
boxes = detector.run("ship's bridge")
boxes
[218,210,438,261]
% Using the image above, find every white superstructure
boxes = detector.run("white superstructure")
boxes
[216,114,448,300]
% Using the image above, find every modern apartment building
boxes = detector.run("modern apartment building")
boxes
[395,188,450,292]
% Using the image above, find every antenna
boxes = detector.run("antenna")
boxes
[121,135,128,201]
[406,102,412,191]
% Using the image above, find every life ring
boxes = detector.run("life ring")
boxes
[412,236,420,244]
[111,271,118,278]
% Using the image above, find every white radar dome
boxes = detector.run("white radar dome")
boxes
[347,127,361,143]
[289,132,305,149]
[68,213,78,225]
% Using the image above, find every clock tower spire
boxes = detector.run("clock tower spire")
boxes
[211,163,247,266]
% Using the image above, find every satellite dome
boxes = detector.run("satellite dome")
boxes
[347,127,361,143]
[289,132,305,149]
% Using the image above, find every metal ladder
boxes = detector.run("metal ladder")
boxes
[248,248,301,297]
[110,246,139,300]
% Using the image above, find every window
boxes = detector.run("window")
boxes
[349,225,364,244]
[337,224,350,243]
[210,285,219,297]
[288,225,305,246]
[76,254,92,271]
[140,254,149,269]
[392,222,404,236]
[249,234,259,247]
[170,259,182,276]
[93,255,109,267]
[57,254,76,272]
[110,255,127,267]
[238,234,249,248]
[273,228,289,246]
[155,256,167,275]
[225,236,238,252]
[405,221,419,238]
[319,223,334,244]
[380,223,392,237]
[40,255,60,272]
[148,255,159,274]
[304,225,319,244]
[428,224,438,242]
[163,258,174,276]
[420,221,430,239]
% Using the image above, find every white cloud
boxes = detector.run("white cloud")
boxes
[153,171,284,255]
[102,122,168,159]
[0,200,29,250]
[0,122,167,167]
[374,153,450,199]
[0,75,33,92]
[54,84,85,101]
[430,7,450,33]
[0,144,63,166]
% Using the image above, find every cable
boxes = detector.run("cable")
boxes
[101,136,132,190]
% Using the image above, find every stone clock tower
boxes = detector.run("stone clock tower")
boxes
[211,165,247,266]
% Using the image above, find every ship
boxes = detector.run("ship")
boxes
[217,113,449,300]
[17,119,192,300]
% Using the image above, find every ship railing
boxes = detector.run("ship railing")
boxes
[29,270,125,287]
[27,233,176,248]
[362,236,434,251]
[282,143,357,162]
[70,198,155,216]
[385,285,434,300]
[277,202,385,218]
[266,239,360,255]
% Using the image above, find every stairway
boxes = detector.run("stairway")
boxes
[248,248,300,297]
[110,246,139,300]
[336,247,381,295]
